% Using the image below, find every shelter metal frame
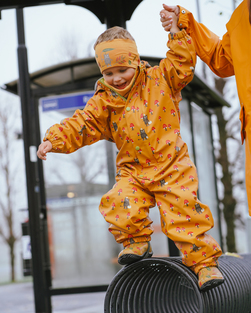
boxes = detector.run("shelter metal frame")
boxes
[3,55,228,312]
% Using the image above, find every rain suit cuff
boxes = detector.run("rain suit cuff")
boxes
[43,136,67,153]
[168,28,188,41]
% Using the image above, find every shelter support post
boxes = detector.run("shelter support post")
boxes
[16,8,51,313]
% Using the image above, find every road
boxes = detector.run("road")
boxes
[0,282,105,313]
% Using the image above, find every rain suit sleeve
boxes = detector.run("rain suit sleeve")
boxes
[177,6,235,78]
[159,29,196,97]
[43,97,113,154]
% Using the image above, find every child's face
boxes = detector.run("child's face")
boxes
[103,66,136,89]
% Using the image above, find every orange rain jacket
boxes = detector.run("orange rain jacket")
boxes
[178,1,251,214]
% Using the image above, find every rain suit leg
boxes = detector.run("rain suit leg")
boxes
[99,148,222,274]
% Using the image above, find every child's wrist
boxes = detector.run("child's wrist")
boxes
[170,26,180,33]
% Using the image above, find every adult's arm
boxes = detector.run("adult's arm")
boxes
[177,6,235,78]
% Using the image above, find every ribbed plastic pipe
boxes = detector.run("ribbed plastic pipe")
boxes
[104,254,251,313]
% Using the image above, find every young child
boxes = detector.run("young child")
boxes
[37,9,224,291]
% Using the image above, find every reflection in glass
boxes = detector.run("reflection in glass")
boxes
[179,99,194,162]
[40,106,120,288]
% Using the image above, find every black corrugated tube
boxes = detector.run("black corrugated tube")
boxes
[104,254,251,313]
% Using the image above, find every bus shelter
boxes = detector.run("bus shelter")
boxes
[4,55,230,311]
[1,1,231,312]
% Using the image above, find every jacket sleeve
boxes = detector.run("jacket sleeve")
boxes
[178,6,235,78]
[43,98,112,154]
[159,29,196,97]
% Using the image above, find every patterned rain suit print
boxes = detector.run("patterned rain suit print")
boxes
[44,30,222,274]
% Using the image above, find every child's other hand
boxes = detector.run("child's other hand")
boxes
[37,140,52,160]
[160,4,180,32]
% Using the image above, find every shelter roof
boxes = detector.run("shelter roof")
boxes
[3,56,230,108]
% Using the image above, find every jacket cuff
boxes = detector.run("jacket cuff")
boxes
[177,6,190,29]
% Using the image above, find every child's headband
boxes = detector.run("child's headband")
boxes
[95,39,140,73]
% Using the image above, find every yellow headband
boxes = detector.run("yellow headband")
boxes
[95,39,140,73]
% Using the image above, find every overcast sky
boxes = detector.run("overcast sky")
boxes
[0,0,241,87]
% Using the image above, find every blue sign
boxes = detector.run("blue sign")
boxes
[40,91,94,112]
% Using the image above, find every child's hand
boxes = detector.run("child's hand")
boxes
[160,4,180,33]
[37,140,53,160]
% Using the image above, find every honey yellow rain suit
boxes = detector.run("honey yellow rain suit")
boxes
[178,0,251,214]
[44,30,222,274]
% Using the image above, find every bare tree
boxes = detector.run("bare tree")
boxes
[46,145,107,188]
[0,93,24,281]
[49,28,94,65]
[55,30,80,61]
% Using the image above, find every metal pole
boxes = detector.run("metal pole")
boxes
[209,114,223,249]
[232,0,236,10]
[104,0,126,28]
[34,96,53,305]
[195,0,207,79]
[16,8,51,313]
[195,0,202,23]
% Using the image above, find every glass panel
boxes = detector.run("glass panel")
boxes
[39,104,121,288]
[47,195,121,287]
[149,206,169,257]
[39,96,221,285]
[179,99,194,162]
[191,103,221,244]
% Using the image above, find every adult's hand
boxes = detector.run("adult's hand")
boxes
[162,4,180,16]
[160,4,180,32]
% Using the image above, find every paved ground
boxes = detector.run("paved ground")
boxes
[0,282,105,313]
